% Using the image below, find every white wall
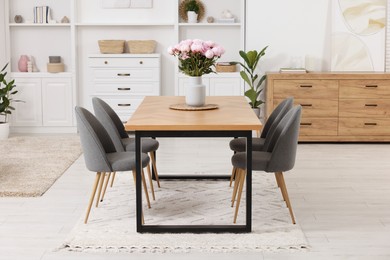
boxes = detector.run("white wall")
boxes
[0,0,6,67]
[246,0,332,72]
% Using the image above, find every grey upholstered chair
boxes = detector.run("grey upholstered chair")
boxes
[229,97,294,186]
[92,97,160,201]
[75,106,151,224]
[230,106,302,224]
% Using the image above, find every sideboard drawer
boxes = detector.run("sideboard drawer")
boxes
[92,68,159,80]
[274,98,338,118]
[339,80,390,98]
[93,82,159,96]
[339,99,390,118]
[89,57,159,68]
[299,118,338,136]
[339,118,390,136]
[102,97,144,111]
[273,80,338,99]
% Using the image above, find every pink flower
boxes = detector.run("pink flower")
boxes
[205,41,215,48]
[167,46,174,55]
[212,45,225,57]
[180,43,191,53]
[205,50,214,59]
[191,43,203,53]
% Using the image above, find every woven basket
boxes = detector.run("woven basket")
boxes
[98,40,125,54]
[127,40,156,54]
[216,63,236,73]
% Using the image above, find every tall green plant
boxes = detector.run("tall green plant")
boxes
[233,46,268,108]
[0,63,19,123]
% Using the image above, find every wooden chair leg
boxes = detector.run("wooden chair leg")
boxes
[146,163,156,200]
[233,169,247,223]
[110,172,116,187]
[275,172,286,202]
[84,172,102,224]
[141,169,151,208]
[231,169,241,207]
[95,172,106,207]
[132,169,151,208]
[277,172,296,224]
[149,152,161,188]
[100,172,111,202]
[274,172,280,188]
[229,167,237,187]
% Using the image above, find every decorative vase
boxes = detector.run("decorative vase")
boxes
[186,76,205,107]
[0,122,10,140]
[18,55,29,72]
[252,107,260,118]
[187,11,198,23]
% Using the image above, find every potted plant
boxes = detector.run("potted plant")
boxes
[0,63,19,139]
[233,46,268,117]
[184,0,200,23]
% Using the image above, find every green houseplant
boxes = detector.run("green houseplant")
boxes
[0,62,19,139]
[233,46,268,116]
[184,0,200,23]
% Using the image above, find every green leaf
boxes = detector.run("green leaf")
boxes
[256,75,266,89]
[0,62,8,72]
[8,106,15,110]
[246,50,258,69]
[239,50,250,66]
[240,71,252,87]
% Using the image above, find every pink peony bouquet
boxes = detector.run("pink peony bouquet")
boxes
[168,39,225,77]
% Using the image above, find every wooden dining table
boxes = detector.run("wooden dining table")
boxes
[125,96,262,233]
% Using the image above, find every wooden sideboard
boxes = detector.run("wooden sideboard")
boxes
[266,72,390,142]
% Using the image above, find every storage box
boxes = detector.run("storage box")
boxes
[98,40,125,54]
[216,63,236,72]
[47,63,64,73]
[127,40,156,54]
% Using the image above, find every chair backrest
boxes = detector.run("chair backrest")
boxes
[266,106,302,173]
[261,97,294,138]
[75,106,116,173]
[92,97,127,152]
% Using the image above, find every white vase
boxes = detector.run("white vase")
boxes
[186,76,205,107]
[252,107,260,118]
[187,11,198,23]
[0,122,10,140]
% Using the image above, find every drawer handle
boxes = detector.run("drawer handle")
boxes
[117,73,131,77]
[301,104,312,107]
[139,61,143,65]
[365,85,378,88]
[300,85,312,88]
[104,61,108,64]
[118,87,131,91]
[364,123,377,126]
[118,104,131,107]
[365,104,378,107]
[300,123,312,126]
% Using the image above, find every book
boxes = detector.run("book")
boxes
[279,67,307,73]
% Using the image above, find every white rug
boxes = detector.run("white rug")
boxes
[62,172,309,253]
[0,135,82,197]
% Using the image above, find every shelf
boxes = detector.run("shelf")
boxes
[8,23,71,27]
[10,72,73,78]
[76,23,175,27]
[89,53,161,58]
[178,23,241,27]
[178,72,240,78]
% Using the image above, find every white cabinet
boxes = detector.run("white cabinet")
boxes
[10,75,73,129]
[178,74,243,96]
[88,54,161,122]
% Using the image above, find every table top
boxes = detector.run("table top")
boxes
[125,96,262,131]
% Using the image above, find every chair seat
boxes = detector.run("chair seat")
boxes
[122,138,159,153]
[229,137,265,152]
[231,151,271,171]
[107,152,150,172]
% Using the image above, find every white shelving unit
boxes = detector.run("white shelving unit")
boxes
[4,0,246,133]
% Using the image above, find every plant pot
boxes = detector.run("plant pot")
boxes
[186,76,205,107]
[187,11,198,23]
[0,122,10,140]
[252,107,260,118]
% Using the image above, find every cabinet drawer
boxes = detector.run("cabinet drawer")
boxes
[97,97,144,112]
[273,80,338,99]
[92,68,159,80]
[299,118,338,136]
[274,98,338,117]
[339,118,390,136]
[89,57,159,68]
[93,82,159,96]
[339,99,390,117]
[339,80,390,98]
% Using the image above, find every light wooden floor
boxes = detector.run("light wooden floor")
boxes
[1,137,390,260]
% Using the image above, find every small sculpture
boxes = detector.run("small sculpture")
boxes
[207,16,214,23]
[14,15,23,23]
[61,16,70,23]
[222,10,233,19]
